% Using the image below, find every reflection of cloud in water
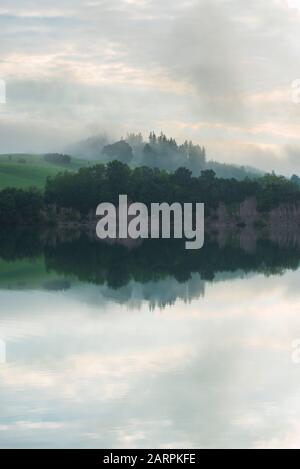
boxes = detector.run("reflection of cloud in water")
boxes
[1,271,300,447]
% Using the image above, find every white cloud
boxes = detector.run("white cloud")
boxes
[1,270,300,447]
[0,0,299,172]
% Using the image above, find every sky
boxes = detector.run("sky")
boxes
[1,0,300,174]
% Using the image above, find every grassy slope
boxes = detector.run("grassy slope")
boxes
[0,154,91,190]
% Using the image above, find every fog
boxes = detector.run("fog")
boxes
[0,0,300,174]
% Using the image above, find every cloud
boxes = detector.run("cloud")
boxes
[205,141,300,176]
[1,270,300,448]
[0,0,299,173]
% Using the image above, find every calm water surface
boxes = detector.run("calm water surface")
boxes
[0,232,300,448]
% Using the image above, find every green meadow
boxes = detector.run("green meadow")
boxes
[0,154,91,190]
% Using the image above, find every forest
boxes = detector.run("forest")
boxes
[0,159,300,225]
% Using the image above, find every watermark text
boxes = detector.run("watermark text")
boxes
[96,195,205,250]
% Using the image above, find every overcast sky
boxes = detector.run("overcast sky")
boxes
[1,0,300,174]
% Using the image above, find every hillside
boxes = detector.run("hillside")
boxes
[0,154,91,190]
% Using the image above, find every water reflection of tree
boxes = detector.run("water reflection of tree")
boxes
[0,229,299,291]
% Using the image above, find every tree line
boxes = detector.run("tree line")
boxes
[44,161,300,215]
[0,160,299,225]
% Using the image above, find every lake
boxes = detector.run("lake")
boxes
[0,228,300,448]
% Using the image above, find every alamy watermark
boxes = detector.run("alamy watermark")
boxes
[96,195,205,250]
[291,79,300,104]
[0,79,6,104]
[0,340,6,364]
[286,0,300,10]
[291,339,300,364]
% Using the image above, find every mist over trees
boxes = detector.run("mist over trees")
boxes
[66,135,110,160]
[103,140,133,165]
[67,132,261,180]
